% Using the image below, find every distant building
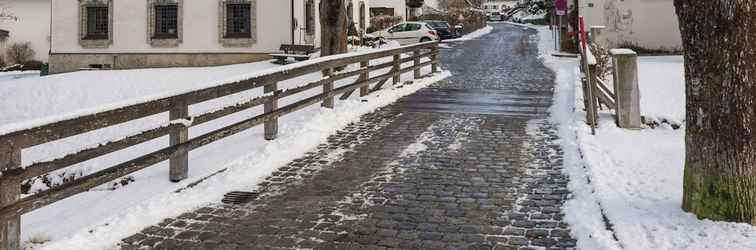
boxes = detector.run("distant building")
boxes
[370,0,407,20]
[483,0,517,14]
[0,0,51,63]
[49,0,368,74]
[579,0,682,51]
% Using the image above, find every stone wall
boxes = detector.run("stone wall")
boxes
[48,53,271,74]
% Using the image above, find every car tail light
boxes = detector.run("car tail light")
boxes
[429,30,437,36]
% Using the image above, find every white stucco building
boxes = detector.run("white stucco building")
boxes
[579,0,682,51]
[370,0,406,20]
[0,0,51,63]
[49,0,368,74]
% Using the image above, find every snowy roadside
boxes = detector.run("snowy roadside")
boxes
[536,24,756,250]
[5,43,450,249]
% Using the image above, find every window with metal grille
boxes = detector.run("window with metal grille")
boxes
[225,3,251,38]
[154,5,178,39]
[85,7,108,39]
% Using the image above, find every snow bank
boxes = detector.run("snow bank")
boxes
[444,25,493,42]
[535,25,622,250]
[537,24,756,250]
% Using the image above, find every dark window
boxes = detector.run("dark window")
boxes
[406,23,422,31]
[388,24,405,33]
[305,0,315,35]
[154,5,178,39]
[225,3,251,38]
[85,7,109,39]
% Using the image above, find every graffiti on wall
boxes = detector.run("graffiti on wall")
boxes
[603,0,633,40]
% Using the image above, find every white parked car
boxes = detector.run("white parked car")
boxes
[368,21,439,45]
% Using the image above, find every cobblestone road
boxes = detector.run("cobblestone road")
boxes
[122,23,575,250]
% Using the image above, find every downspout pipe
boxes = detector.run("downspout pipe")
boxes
[291,0,295,44]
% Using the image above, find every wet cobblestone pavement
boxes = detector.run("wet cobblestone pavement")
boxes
[122,23,575,250]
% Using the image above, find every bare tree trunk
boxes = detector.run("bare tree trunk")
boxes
[676,0,756,224]
[319,0,348,57]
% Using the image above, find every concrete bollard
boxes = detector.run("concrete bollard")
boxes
[590,26,608,48]
[610,49,642,129]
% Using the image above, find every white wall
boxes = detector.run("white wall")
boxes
[51,0,292,54]
[0,0,51,62]
[580,0,682,51]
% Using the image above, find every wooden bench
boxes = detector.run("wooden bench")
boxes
[270,44,316,65]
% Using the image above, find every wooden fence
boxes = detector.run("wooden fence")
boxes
[0,41,440,249]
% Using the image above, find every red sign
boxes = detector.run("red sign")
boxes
[555,0,567,15]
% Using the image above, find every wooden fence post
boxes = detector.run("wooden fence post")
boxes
[322,68,334,108]
[587,64,599,120]
[264,82,278,140]
[431,47,439,73]
[0,142,21,250]
[413,50,421,80]
[610,49,642,129]
[359,61,369,97]
[169,100,189,182]
[392,54,401,84]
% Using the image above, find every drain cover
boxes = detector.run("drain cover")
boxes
[222,191,259,204]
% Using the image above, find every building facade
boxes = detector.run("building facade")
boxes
[579,0,682,51]
[369,0,406,20]
[0,0,51,63]
[50,0,368,74]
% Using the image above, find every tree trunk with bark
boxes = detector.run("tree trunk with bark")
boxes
[676,0,756,224]
[319,0,348,57]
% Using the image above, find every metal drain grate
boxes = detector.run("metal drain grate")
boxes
[222,191,259,204]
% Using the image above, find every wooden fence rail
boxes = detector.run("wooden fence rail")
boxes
[0,41,440,250]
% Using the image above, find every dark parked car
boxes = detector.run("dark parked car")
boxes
[423,20,457,40]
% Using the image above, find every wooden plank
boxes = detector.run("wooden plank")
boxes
[596,78,616,99]
[169,99,189,182]
[22,124,177,179]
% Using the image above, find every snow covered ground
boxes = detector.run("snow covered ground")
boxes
[536,24,756,250]
[2,43,451,249]
[0,71,40,83]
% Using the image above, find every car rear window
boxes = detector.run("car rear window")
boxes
[427,22,449,29]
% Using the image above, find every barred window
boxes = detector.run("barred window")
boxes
[225,4,251,38]
[154,5,178,38]
[85,7,109,39]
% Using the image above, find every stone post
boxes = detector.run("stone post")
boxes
[590,26,608,48]
[610,49,642,129]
